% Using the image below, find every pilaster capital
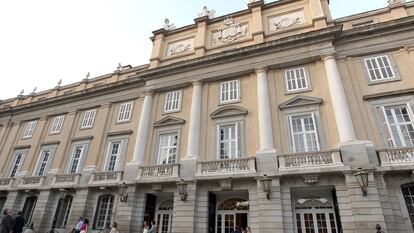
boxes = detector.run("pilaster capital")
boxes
[191,80,203,86]
[321,53,336,62]
[143,90,155,97]
[255,67,268,74]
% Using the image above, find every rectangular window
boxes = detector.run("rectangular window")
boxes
[289,113,320,152]
[93,195,114,230]
[218,123,241,159]
[35,146,56,176]
[53,195,73,228]
[364,55,395,81]
[402,184,414,230]
[105,141,125,171]
[22,196,37,226]
[9,151,27,178]
[22,121,37,138]
[68,143,88,174]
[220,80,240,103]
[157,132,178,164]
[117,102,133,122]
[164,91,182,112]
[50,115,65,134]
[81,109,96,129]
[285,67,309,92]
[377,104,414,147]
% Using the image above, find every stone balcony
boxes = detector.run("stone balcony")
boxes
[89,171,123,186]
[51,173,81,188]
[0,177,15,189]
[137,164,180,182]
[19,176,46,188]
[196,157,256,178]
[278,149,343,171]
[378,147,414,168]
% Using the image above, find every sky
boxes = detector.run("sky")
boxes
[0,0,397,100]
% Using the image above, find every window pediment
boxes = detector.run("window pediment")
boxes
[279,96,322,110]
[210,106,248,119]
[154,116,185,127]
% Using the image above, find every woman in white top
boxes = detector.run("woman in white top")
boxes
[109,222,119,233]
[143,221,149,233]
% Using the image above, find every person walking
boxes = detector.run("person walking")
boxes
[1,208,14,233]
[148,220,156,233]
[13,211,25,233]
[142,221,149,233]
[245,226,252,233]
[231,225,243,233]
[73,217,83,233]
[79,219,89,233]
[109,222,119,233]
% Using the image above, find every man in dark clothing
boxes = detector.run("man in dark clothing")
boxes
[1,208,14,233]
[14,211,25,233]
[231,225,242,233]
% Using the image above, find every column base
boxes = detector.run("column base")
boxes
[256,149,278,175]
[338,140,377,169]
[256,148,277,156]
[124,161,142,181]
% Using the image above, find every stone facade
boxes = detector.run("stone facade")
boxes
[1,0,414,233]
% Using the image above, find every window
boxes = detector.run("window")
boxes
[0,197,6,213]
[22,196,37,226]
[104,138,127,172]
[50,115,65,134]
[164,91,182,112]
[220,80,240,103]
[217,123,241,159]
[23,121,37,138]
[93,195,114,230]
[295,198,338,233]
[377,104,414,147]
[285,67,309,92]
[157,132,178,164]
[34,146,57,176]
[9,150,27,178]
[216,198,249,233]
[402,184,414,230]
[52,195,73,228]
[364,55,395,82]
[156,200,173,233]
[81,109,96,129]
[67,143,89,174]
[289,113,320,152]
[117,102,133,122]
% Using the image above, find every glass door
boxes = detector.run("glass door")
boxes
[296,211,337,233]
[157,212,172,233]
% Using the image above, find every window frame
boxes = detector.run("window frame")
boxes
[116,101,134,123]
[215,117,244,160]
[66,141,90,174]
[80,109,97,129]
[52,195,73,228]
[288,112,321,153]
[156,131,180,165]
[8,149,28,178]
[163,90,183,113]
[219,79,241,104]
[50,115,65,134]
[104,136,128,171]
[22,196,37,226]
[93,194,115,230]
[284,66,312,94]
[363,53,400,84]
[22,120,38,139]
[33,144,57,176]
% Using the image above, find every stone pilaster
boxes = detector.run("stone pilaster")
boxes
[171,182,197,233]
[256,177,283,233]
[31,190,53,232]
[114,185,146,233]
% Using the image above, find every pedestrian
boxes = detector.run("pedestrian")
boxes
[148,220,157,233]
[104,223,111,233]
[73,217,83,233]
[109,222,119,233]
[1,208,14,233]
[245,226,252,233]
[142,221,149,233]
[79,219,89,233]
[23,223,35,233]
[13,211,25,233]
[231,225,242,233]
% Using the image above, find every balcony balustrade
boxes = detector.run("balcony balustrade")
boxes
[89,171,123,185]
[278,149,343,170]
[196,157,256,176]
[0,177,14,188]
[378,147,414,166]
[51,173,81,187]
[19,176,45,188]
[138,164,180,179]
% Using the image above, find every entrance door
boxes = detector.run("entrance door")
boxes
[216,198,249,233]
[295,199,338,233]
[156,200,173,233]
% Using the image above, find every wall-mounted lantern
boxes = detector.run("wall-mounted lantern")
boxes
[259,174,272,200]
[354,168,369,196]
[177,179,188,202]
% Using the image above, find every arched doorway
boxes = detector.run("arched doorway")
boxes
[156,200,173,233]
[294,197,338,233]
[216,198,249,233]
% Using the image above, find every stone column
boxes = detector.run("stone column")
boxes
[255,68,276,154]
[132,91,154,165]
[322,54,356,143]
[186,81,203,160]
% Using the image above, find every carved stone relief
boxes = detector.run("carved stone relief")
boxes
[268,10,306,32]
[212,18,249,45]
[166,38,194,57]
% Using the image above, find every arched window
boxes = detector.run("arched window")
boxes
[294,197,338,233]
[22,196,37,226]
[217,198,249,211]
[93,194,114,230]
[158,200,173,210]
[52,195,73,228]
[216,198,249,233]
[157,200,173,233]
[401,183,414,230]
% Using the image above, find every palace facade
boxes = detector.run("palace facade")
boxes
[1,0,414,232]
